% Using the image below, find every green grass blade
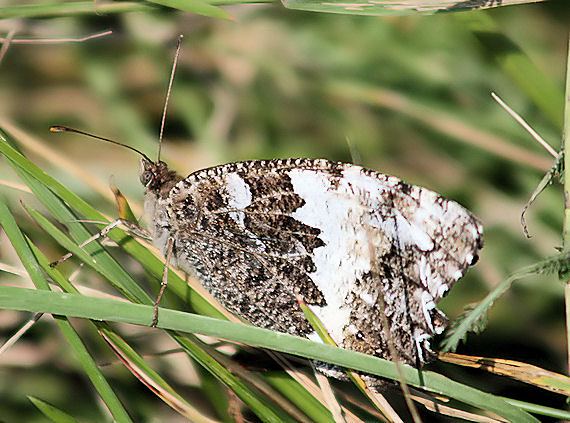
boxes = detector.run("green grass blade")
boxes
[51,316,135,423]
[0,2,158,19]
[100,329,220,423]
[9,158,153,304]
[146,0,235,19]
[1,131,329,421]
[174,333,325,423]
[173,334,297,423]
[0,202,133,423]
[29,242,79,295]
[28,207,151,303]
[503,397,570,421]
[29,235,221,422]
[0,286,540,423]
[264,373,336,423]
[193,365,233,423]
[0,0,248,20]
[0,202,47,287]
[28,396,81,423]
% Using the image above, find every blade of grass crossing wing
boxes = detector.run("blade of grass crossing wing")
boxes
[0,287,543,422]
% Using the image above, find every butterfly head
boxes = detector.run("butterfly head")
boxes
[140,157,182,198]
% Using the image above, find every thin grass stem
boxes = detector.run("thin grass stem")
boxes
[563,28,570,374]
[491,92,557,158]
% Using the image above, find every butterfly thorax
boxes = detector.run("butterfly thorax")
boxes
[140,157,184,256]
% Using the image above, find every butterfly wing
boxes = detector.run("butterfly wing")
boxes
[154,158,483,365]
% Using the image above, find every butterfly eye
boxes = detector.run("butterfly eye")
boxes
[140,171,154,186]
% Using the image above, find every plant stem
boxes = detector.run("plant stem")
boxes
[563,27,570,374]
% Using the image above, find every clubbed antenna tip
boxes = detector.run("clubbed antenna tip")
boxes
[49,125,152,162]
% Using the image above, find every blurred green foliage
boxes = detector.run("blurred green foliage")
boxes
[0,1,569,421]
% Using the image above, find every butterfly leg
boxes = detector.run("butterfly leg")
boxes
[152,236,174,327]
[49,218,150,267]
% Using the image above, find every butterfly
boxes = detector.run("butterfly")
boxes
[140,155,483,376]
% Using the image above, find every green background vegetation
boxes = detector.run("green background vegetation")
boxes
[0,0,569,421]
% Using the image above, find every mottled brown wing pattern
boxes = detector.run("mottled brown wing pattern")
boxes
[143,158,483,371]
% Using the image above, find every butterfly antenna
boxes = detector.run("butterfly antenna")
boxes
[50,125,152,162]
[157,34,183,162]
